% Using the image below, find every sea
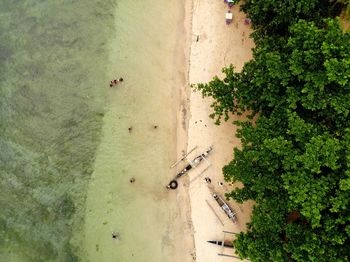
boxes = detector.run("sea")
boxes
[0,0,189,261]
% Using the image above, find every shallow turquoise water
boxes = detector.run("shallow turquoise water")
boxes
[0,0,188,261]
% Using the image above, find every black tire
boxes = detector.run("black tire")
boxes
[169,180,178,189]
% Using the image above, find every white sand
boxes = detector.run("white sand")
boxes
[184,1,255,261]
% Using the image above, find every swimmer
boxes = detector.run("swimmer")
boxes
[128,126,132,133]
[130,177,135,183]
[112,232,119,240]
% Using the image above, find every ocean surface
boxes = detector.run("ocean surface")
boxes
[0,0,187,261]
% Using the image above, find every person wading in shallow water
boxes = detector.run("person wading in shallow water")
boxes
[112,232,119,240]
[109,77,124,87]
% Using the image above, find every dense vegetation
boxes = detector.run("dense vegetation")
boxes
[195,1,350,261]
[241,0,331,38]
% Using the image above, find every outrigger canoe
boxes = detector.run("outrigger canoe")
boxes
[213,193,237,222]
[167,147,212,189]
[207,240,234,248]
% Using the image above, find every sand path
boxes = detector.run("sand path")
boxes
[186,1,255,261]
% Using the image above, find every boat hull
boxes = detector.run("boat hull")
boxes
[207,240,234,248]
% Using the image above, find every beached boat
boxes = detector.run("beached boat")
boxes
[175,147,212,179]
[167,147,212,189]
[213,193,237,222]
[207,240,234,248]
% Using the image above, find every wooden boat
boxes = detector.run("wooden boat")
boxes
[175,147,212,179]
[213,193,237,222]
[207,240,234,248]
[167,147,212,189]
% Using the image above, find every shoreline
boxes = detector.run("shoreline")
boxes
[184,1,255,261]
[170,0,196,260]
[169,0,196,262]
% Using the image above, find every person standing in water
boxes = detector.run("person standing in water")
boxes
[112,232,119,240]
[109,77,124,87]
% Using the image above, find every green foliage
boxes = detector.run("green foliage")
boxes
[196,17,350,262]
[240,0,334,38]
[193,67,238,124]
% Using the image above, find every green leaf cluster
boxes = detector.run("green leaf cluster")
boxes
[240,0,334,38]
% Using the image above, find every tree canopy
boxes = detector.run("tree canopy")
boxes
[240,0,333,38]
[195,12,350,262]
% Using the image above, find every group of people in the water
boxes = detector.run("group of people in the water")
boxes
[109,77,124,87]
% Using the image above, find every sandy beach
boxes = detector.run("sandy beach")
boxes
[176,0,256,261]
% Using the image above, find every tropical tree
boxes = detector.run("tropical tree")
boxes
[239,0,333,38]
[195,19,350,261]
